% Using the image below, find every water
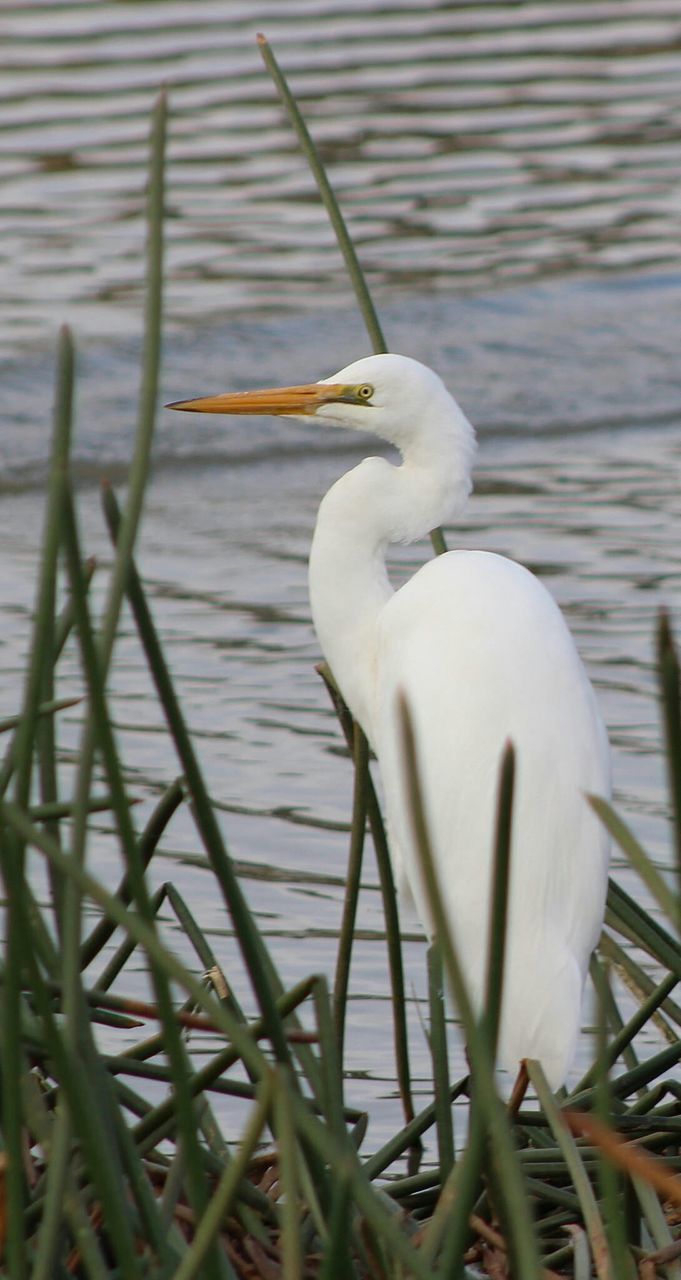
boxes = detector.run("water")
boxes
[4,0,681,350]
[3,1,681,1153]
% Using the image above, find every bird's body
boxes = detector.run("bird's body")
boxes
[170,351,611,1088]
[374,551,608,1086]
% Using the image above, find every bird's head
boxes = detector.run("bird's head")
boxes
[166,352,466,452]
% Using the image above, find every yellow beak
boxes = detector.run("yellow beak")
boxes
[166,382,350,416]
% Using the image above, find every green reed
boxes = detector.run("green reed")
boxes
[0,41,680,1280]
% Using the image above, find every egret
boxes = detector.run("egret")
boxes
[168,352,610,1088]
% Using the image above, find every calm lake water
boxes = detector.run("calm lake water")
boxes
[3,0,681,1152]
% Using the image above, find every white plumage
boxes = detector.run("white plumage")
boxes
[170,351,611,1088]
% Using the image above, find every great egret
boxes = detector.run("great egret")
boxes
[168,352,610,1088]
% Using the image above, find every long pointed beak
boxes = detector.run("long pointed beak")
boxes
[166,382,349,416]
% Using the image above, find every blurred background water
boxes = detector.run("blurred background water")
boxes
[2,0,681,1151]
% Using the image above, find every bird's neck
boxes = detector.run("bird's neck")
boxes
[308,422,473,740]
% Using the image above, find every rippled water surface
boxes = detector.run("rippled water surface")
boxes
[3,1,681,1151]
[3,0,681,348]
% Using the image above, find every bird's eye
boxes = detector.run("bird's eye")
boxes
[357,384,374,401]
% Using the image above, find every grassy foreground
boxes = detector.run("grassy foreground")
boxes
[0,44,680,1280]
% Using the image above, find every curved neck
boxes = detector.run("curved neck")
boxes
[309,419,474,740]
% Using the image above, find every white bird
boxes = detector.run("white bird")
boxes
[169,352,611,1088]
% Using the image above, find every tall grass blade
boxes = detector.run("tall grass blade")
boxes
[425,1102,485,1270]
[606,879,680,976]
[13,325,73,814]
[98,91,166,676]
[398,694,541,1277]
[591,953,639,1081]
[63,93,167,958]
[569,1225,593,1280]
[333,721,368,1065]
[658,610,681,921]
[608,1039,681,1099]
[93,882,167,993]
[105,1066,184,1274]
[36,613,61,923]
[318,1173,354,1280]
[429,526,448,556]
[362,1075,469,1180]
[317,663,418,1136]
[22,919,145,1277]
[575,966,677,1093]
[257,34,448,560]
[483,741,515,1060]
[0,571,95,803]
[31,1113,81,1280]
[274,1071,304,1280]
[428,743,515,1268]
[164,882,251,1028]
[591,796,678,924]
[54,555,96,656]
[80,777,185,972]
[1,324,76,1280]
[78,778,184,971]
[632,1176,681,1280]
[599,930,681,1029]
[313,975,349,1142]
[0,695,79,738]
[528,1059,613,1280]
[592,958,635,1278]
[426,942,454,1181]
[1,829,28,1280]
[289,1093,433,1280]
[257,34,386,354]
[172,1077,274,1280]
